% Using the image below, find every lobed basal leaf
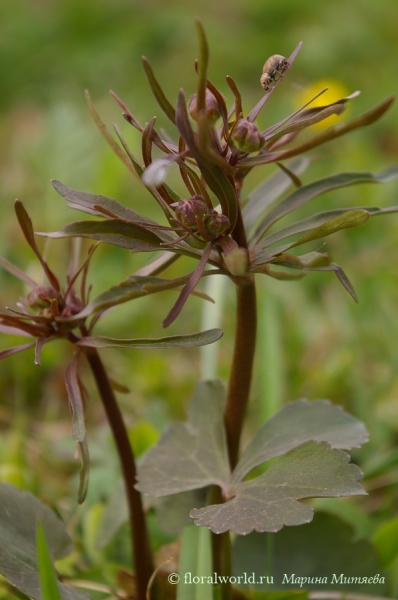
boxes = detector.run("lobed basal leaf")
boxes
[136,383,369,535]
[190,441,366,535]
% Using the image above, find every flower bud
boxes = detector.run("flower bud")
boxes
[231,119,265,153]
[188,90,221,125]
[28,285,57,309]
[204,210,230,238]
[174,196,208,229]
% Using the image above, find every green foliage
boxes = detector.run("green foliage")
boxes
[0,483,89,600]
[1,6,398,600]
[137,385,368,534]
[36,523,62,600]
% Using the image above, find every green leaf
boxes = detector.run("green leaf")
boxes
[233,512,384,593]
[51,180,151,224]
[136,380,229,496]
[232,399,368,485]
[373,517,398,569]
[36,523,62,600]
[77,329,223,349]
[0,483,90,600]
[195,18,209,116]
[242,158,310,232]
[40,219,163,251]
[155,489,208,535]
[177,525,213,600]
[190,441,366,534]
[97,480,127,549]
[142,56,176,124]
[257,204,398,251]
[287,209,369,249]
[251,166,398,242]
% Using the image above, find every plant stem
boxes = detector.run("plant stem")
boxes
[224,278,257,470]
[84,347,153,600]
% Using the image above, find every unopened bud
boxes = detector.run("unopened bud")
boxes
[188,90,221,126]
[174,196,208,229]
[28,285,57,309]
[205,210,230,238]
[231,119,265,153]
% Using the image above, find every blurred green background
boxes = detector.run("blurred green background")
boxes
[0,0,398,597]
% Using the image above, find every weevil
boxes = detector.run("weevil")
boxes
[260,54,289,91]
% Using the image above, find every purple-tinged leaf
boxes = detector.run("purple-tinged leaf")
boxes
[226,76,243,120]
[65,357,86,444]
[77,328,223,349]
[0,256,38,287]
[84,89,140,180]
[232,399,368,485]
[162,243,213,327]
[51,180,151,224]
[61,273,215,322]
[265,102,346,145]
[240,95,395,168]
[136,380,229,496]
[175,89,238,229]
[0,313,50,338]
[14,201,60,291]
[142,56,176,124]
[330,262,358,302]
[247,41,303,123]
[109,89,144,132]
[261,87,330,138]
[77,440,89,505]
[142,116,156,167]
[0,342,35,361]
[34,337,54,366]
[242,157,310,232]
[264,91,361,144]
[190,441,366,535]
[251,167,398,243]
[40,219,164,251]
[0,483,90,600]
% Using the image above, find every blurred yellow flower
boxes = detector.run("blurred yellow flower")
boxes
[294,79,349,130]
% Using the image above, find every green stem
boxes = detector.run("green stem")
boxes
[84,347,153,600]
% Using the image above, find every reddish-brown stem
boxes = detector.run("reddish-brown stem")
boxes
[84,347,153,600]
[224,278,257,469]
[224,193,257,470]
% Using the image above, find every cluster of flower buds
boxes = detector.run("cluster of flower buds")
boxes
[173,196,230,241]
